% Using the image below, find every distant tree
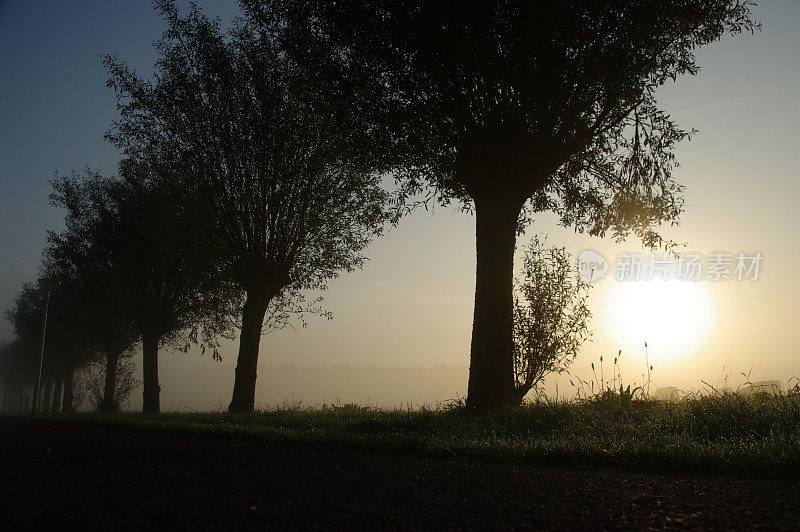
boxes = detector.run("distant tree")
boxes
[0,339,36,413]
[77,356,140,411]
[105,1,391,412]
[50,165,234,413]
[5,285,49,411]
[512,237,591,402]
[44,188,140,412]
[5,281,97,412]
[260,0,760,408]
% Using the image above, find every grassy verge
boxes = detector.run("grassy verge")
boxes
[35,393,800,474]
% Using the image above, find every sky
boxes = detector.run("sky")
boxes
[1,1,799,409]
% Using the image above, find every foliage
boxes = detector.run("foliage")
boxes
[44,176,140,359]
[0,339,36,394]
[76,357,140,411]
[105,0,391,310]
[5,281,97,383]
[512,236,591,399]
[262,0,759,244]
[254,0,760,409]
[570,353,650,407]
[49,165,235,358]
[104,0,394,411]
[51,391,800,474]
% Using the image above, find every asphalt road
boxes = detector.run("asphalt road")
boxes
[1,416,798,530]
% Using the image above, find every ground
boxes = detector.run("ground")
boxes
[1,416,798,529]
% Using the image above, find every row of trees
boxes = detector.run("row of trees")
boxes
[4,1,390,414]
[1,0,757,412]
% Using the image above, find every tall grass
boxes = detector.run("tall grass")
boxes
[40,391,800,474]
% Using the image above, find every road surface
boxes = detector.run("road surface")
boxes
[1,416,798,529]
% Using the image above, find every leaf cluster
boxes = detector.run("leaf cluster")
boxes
[106,0,392,323]
[260,0,759,247]
[512,236,592,399]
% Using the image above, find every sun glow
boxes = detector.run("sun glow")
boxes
[605,278,715,360]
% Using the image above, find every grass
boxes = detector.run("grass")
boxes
[31,391,800,475]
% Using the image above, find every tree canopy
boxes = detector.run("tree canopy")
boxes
[7,277,98,411]
[255,0,760,408]
[105,0,392,412]
[45,173,140,411]
[49,164,234,412]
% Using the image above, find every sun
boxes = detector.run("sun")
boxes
[604,278,715,360]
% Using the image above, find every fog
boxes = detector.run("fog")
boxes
[119,361,468,412]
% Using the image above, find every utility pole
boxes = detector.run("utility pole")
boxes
[32,281,57,413]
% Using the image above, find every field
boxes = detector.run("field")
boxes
[39,392,800,474]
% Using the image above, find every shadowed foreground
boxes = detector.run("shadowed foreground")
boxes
[2,417,798,529]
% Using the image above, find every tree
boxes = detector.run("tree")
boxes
[5,284,50,411]
[77,356,140,411]
[44,183,140,412]
[5,281,97,412]
[0,339,36,413]
[50,165,234,413]
[512,237,591,402]
[261,0,760,408]
[105,1,391,412]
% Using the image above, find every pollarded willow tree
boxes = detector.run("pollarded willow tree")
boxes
[44,183,140,412]
[50,165,234,413]
[105,1,391,412]
[5,280,97,412]
[258,0,760,409]
[0,339,35,413]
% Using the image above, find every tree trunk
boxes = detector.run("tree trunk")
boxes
[514,383,532,405]
[63,370,74,412]
[229,291,271,413]
[466,196,522,410]
[43,380,53,413]
[52,379,63,412]
[142,332,161,414]
[99,351,121,412]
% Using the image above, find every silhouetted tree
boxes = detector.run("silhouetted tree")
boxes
[105,1,391,412]
[77,356,140,411]
[4,286,47,410]
[5,281,96,412]
[512,237,591,402]
[44,186,140,412]
[0,339,36,413]
[261,0,760,408]
[50,165,234,413]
